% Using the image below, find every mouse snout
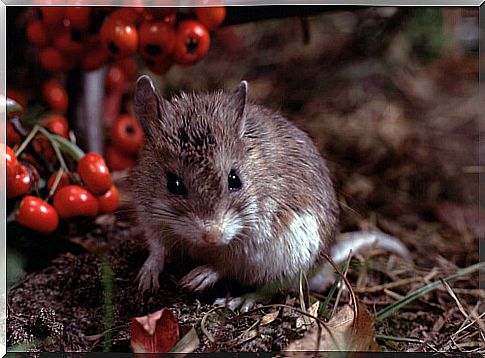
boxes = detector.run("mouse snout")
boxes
[201,223,224,245]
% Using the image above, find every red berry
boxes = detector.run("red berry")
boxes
[77,152,112,195]
[115,56,138,80]
[173,20,210,66]
[39,7,65,26]
[53,28,85,57]
[105,64,127,92]
[39,47,70,73]
[43,113,69,138]
[82,36,110,72]
[146,8,177,26]
[3,144,19,181]
[7,163,32,198]
[65,7,91,30]
[100,16,139,59]
[110,114,144,155]
[110,8,142,25]
[139,20,176,60]
[194,7,226,30]
[7,121,22,147]
[42,79,68,113]
[53,185,99,218]
[97,185,119,214]
[16,196,59,234]
[32,137,57,163]
[26,19,50,48]
[105,145,137,171]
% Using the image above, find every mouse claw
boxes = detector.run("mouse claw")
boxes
[178,265,220,292]
[136,255,164,293]
[213,293,264,312]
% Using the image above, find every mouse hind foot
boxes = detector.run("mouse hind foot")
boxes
[137,254,165,293]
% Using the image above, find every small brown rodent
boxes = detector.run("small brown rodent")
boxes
[132,75,340,293]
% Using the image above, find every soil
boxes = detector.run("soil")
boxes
[6,7,483,353]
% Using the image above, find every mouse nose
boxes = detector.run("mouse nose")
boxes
[202,224,223,245]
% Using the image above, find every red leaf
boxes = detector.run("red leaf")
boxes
[131,308,179,353]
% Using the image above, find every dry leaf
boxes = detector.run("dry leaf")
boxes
[170,326,200,354]
[296,301,320,328]
[131,308,179,353]
[261,310,279,326]
[284,301,379,352]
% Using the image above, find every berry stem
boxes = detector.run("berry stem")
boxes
[50,133,85,162]
[37,126,71,174]
[45,167,65,202]
[14,126,40,157]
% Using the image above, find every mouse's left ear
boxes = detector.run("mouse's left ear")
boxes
[134,75,171,139]
[231,80,248,137]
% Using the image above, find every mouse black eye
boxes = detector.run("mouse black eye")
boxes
[228,169,242,192]
[166,173,187,196]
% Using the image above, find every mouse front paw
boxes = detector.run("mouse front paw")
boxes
[178,265,220,292]
[137,255,164,293]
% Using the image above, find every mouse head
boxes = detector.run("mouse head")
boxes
[134,75,255,247]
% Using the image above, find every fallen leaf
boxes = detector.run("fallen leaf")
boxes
[170,326,200,354]
[261,310,280,326]
[131,308,179,353]
[283,300,379,352]
[296,301,320,328]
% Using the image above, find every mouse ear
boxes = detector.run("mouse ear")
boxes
[231,80,248,137]
[134,75,170,138]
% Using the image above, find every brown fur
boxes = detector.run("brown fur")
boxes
[132,76,339,291]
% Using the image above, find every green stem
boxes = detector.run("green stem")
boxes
[36,126,85,162]
[101,256,114,352]
[14,126,39,157]
[36,126,70,173]
[49,133,85,162]
[45,168,64,202]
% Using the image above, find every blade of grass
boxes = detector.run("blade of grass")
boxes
[331,251,353,318]
[375,262,484,321]
[320,255,351,319]
[101,256,114,352]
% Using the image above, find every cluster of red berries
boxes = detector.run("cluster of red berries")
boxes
[6,103,119,235]
[26,6,226,75]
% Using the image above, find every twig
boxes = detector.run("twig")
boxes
[200,306,224,343]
